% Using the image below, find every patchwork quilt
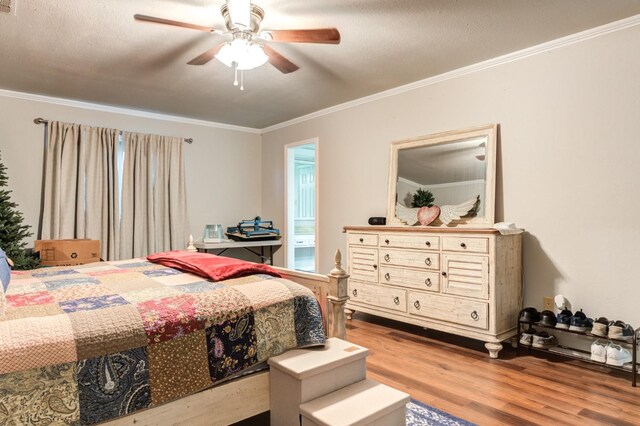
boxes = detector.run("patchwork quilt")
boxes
[0,259,325,425]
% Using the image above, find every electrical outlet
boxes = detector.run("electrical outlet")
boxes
[543,296,554,311]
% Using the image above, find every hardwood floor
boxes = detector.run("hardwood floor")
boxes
[346,313,640,426]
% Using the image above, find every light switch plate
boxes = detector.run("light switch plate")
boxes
[543,296,554,311]
[0,0,15,15]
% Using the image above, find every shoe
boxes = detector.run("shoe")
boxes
[555,308,572,330]
[608,321,635,342]
[591,317,609,337]
[569,309,593,333]
[606,343,632,366]
[532,331,558,349]
[519,307,540,324]
[590,340,608,363]
[539,310,557,327]
[519,328,537,347]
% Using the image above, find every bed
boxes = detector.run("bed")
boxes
[0,250,349,425]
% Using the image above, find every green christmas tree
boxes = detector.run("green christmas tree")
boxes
[0,151,39,269]
[411,188,435,208]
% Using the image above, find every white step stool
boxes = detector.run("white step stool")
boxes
[268,338,368,426]
[299,379,410,426]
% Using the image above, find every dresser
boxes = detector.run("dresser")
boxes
[343,226,522,358]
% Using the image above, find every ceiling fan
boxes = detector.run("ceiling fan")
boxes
[134,0,340,89]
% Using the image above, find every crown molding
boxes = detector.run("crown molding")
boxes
[260,14,640,134]
[0,88,261,134]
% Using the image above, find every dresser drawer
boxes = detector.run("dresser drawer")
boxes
[380,234,440,250]
[379,266,439,292]
[347,233,378,247]
[442,237,489,254]
[349,281,407,313]
[380,248,439,271]
[442,254,489,299]
[348,247,379,283]
[409,292,488,330]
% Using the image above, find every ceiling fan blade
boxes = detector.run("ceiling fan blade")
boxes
[226,0,251,29]
[263,45,299,74]
[261,28,341,44]
[134,14,219,33]
[187,44,225,65]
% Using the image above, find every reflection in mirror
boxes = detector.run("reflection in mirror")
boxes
[387,124,497,227]
[396,136,487,217]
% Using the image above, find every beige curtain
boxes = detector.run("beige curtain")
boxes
[119,132,189,259]
[41,122,120,260]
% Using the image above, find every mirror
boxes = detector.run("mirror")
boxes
[387,124,497,227]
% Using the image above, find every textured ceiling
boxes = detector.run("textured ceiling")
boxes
[1,1,639,128]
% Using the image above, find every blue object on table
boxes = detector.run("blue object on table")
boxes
[0,248,11,292]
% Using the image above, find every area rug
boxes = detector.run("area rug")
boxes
[407,399,476,426]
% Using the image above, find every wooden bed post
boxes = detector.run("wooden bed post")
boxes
[327,250,350,340]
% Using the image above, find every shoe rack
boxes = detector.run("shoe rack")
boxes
[516,309,639,387]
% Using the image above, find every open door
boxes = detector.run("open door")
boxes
[285,140,318,272]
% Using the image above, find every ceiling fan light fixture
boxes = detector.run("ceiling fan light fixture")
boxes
[215,38,246,67]
[242,43,269,70]
[215,37,268,71]
[134,0,339,90]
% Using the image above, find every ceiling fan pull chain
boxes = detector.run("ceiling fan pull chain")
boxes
[233,62,239,86]
[240,69,244,91]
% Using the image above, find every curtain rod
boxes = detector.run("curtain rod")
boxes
[33,118,193,144]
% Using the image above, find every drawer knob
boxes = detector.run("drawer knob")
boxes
[373,264,378,270]
[352,289,358,297]
[384,272,391,281]
[414,300,421,310]
[359,238,364,243]
[425,241,431,247]
[425,258,432,266]
[393,296,400,305]
[442,272,447,278]
[385,239,390,245]
[471,310,479,321]
[384,254,390,262]
[425,278,432,287]
[460,243,467,249]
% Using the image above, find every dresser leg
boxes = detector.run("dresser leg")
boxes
[344,308,355,320]
[485,342,503,359]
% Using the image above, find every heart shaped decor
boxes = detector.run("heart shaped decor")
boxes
[417,206,441,226]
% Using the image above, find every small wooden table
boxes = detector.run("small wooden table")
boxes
[194,239,282,265]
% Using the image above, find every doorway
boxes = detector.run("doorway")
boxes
[285,140,318,272]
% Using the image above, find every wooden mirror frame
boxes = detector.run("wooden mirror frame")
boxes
[386,124,498,227]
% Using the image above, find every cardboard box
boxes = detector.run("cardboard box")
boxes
[34,239,101,266]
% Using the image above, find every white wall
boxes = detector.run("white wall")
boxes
[0,94,262,255]
[262,24,640,323]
